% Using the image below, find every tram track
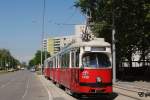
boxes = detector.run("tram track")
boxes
[117,92,142,100]
[114,82,150,92]
[130,82,150,91]
[113,83,150,100]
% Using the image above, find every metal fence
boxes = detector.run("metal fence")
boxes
[117,61,150,80]
[120,61,150,67]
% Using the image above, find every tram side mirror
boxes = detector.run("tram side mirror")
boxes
[80,66,84,71]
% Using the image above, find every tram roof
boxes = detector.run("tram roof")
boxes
[46,38,111,60]
[70,38,110,48]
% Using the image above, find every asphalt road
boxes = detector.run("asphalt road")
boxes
[0,70,119,100]
[0,70,48,100]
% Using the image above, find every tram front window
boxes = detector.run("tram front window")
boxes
[82,53,111,68]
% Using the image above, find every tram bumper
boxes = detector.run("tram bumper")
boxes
[78,82,112,94]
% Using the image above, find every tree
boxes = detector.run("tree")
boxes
[0,49,20,70]
[29,59,35,67]
[75,0,112,42]
[28,50,51,67]
[75,0,150,67]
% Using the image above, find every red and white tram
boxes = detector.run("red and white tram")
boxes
[43,58,50,79]
[44,38,112,96]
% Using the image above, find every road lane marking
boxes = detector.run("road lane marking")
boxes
[39,75,53,100]
[21,78,30,99]
[0,79,15,88]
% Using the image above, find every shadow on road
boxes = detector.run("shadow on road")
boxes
[75,92,118,100]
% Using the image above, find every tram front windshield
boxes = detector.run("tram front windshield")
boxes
[82,53,111,68]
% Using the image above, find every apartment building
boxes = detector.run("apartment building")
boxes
[44,24,90,55]
[44,35,74,55]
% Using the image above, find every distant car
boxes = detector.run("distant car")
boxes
[8,68,14,72]
[30,68,35,72]
[21,67,25,70]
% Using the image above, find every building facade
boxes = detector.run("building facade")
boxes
[45,35,74,55]
[44,24,92,55]
[43,39,47,52]
[47,38,54,55]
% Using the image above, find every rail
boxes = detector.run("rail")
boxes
[114,82,150,100]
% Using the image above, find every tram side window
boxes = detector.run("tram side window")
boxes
[53,58,56,68]
[55,57,57,68]
[61,54,64,68]
[61,54,67,68]
[59,52,70,68]
[64,54,66,68]
[48,61,50,67]
[65,53,70,68]
[57,56,59,68]
[76,52,79,67]
[71,52,75,67]
[49,61,53,68]
[47,62,50,67]
[62,53,69,68]
[59,55,62,68]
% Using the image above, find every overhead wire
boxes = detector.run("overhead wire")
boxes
[50,7,78,36]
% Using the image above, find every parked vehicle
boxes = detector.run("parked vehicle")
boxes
[8,68,14,72]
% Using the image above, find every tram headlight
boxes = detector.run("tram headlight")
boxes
[96,77,102,83]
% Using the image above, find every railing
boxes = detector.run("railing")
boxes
[117,61,150,80]
[120,61,150,67]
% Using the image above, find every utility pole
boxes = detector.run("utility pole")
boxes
[41,0,46,74]
[112,0,116,83]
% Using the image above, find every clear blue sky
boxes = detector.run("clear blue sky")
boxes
[0,0,85,63]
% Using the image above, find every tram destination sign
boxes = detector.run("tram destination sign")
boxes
[91,47,106,51]
[84,47,106,52]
